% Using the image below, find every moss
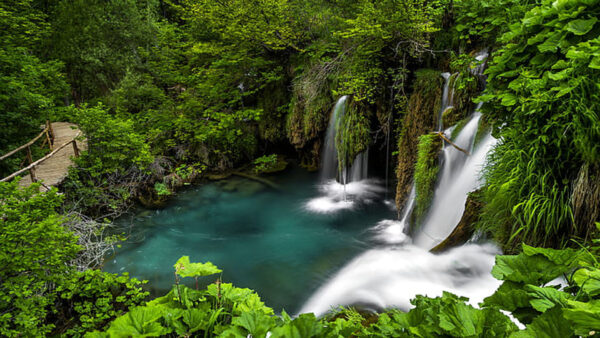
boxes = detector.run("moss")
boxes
[335,99,371,170]
[395,69,443,215]
[257,80,290,143]
[473,114,492,149]
[413,133,443,225]
[286,64,333,168]
[442,72,479,129]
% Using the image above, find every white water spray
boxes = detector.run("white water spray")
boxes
[299,243,501,316]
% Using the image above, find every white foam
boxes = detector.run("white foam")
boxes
[299,243,501,317]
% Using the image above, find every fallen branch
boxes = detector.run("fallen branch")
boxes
[231,171,282,191]
[435,132,470,155]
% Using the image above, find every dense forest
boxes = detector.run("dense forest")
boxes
[1,0,600,336]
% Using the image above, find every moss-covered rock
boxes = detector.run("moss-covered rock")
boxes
[395,69,443,215]
[413,133,443,226]
[473,114,492,149]
[257,80,290,143]
[443,72,479,128]
[430,189,483,253]
[335,99,371,170]
[286,63,334,168]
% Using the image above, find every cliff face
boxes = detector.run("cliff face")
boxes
[395,69,443,216]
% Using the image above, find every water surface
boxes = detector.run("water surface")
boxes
[104,166,393,313]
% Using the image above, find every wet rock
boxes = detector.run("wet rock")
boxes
[430,189,483,253]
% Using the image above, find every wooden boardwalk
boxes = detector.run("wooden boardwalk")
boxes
[1,122,86,190]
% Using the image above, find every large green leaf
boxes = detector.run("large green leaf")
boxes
[566,18,598,35]
[230,311,276,337]
[174,256,222,278]
[525,285,572,312]
[521,245,579,266]
[510,307,573,338]
[572,268,600,297]
[269,313,323,338]
[589,56,600,69]
[563,300,600,336]
[107,306,170,337]
[492,253,569,285]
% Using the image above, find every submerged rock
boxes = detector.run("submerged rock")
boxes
[430,189,483,253]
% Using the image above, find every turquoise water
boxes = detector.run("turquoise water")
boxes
[104,166,393,313]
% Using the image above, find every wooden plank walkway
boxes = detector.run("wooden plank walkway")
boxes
[18,122,87,189]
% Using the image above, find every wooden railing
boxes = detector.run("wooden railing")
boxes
[0,121,81,183]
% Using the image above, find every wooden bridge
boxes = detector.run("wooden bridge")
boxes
[0,121,86,191]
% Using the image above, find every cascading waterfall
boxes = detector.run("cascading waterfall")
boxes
[439,72,453,131]
[320,96,348,182]
[306,96,378,213]
[320,95,369,184]
[301,50,503,317]
[413,110,496,249]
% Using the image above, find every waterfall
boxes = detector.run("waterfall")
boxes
[299,243,501,317]
[301,50,501,316]
[439,72,453,131]
[320,96,369,184]
[413,112,496,249]
[320,96,347,182]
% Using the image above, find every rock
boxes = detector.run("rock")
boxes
[430,189,483,253]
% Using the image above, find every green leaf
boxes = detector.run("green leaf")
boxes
[492,252,570,285]
[563,300,600,336]
[566,18,598,35]
[510,307,573,338]
[269,313,322,338]
[589,56,600,69]
[174,256,221,278]
[525,285,572,312]
[547,69,570,81]
[107,306,170,337]
[231,311,275,337]
[500,93,518,106]
[182,308,209,333]
[522,245,579,266]
[573,268,600,297]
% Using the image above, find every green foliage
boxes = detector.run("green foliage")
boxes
[98,249,600,337]
[335,100,371,172]
[453,0,539,48]
[76,105,153,175]
[154,182,171,196]
[52,270,148,337]
[0,180,147,336]
[174,256,221,279]
[46,0,157,102]
[0,0,68,176]
[482,243,600,337]
[61,104,153,216]
[477,0,600,249]
[252,154,280,174]
[0,181,79,335]
[413,133,442,225]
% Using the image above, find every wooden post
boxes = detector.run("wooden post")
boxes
[72,140,80,157]
[45,129,53,150]
[26,146,37,182]
[48,121,55,145]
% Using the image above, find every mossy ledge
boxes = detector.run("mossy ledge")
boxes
[395,69,443,216]
[413,133,443,227]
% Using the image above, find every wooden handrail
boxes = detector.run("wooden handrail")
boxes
[0,132,81,183]
[0,127,49,161]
